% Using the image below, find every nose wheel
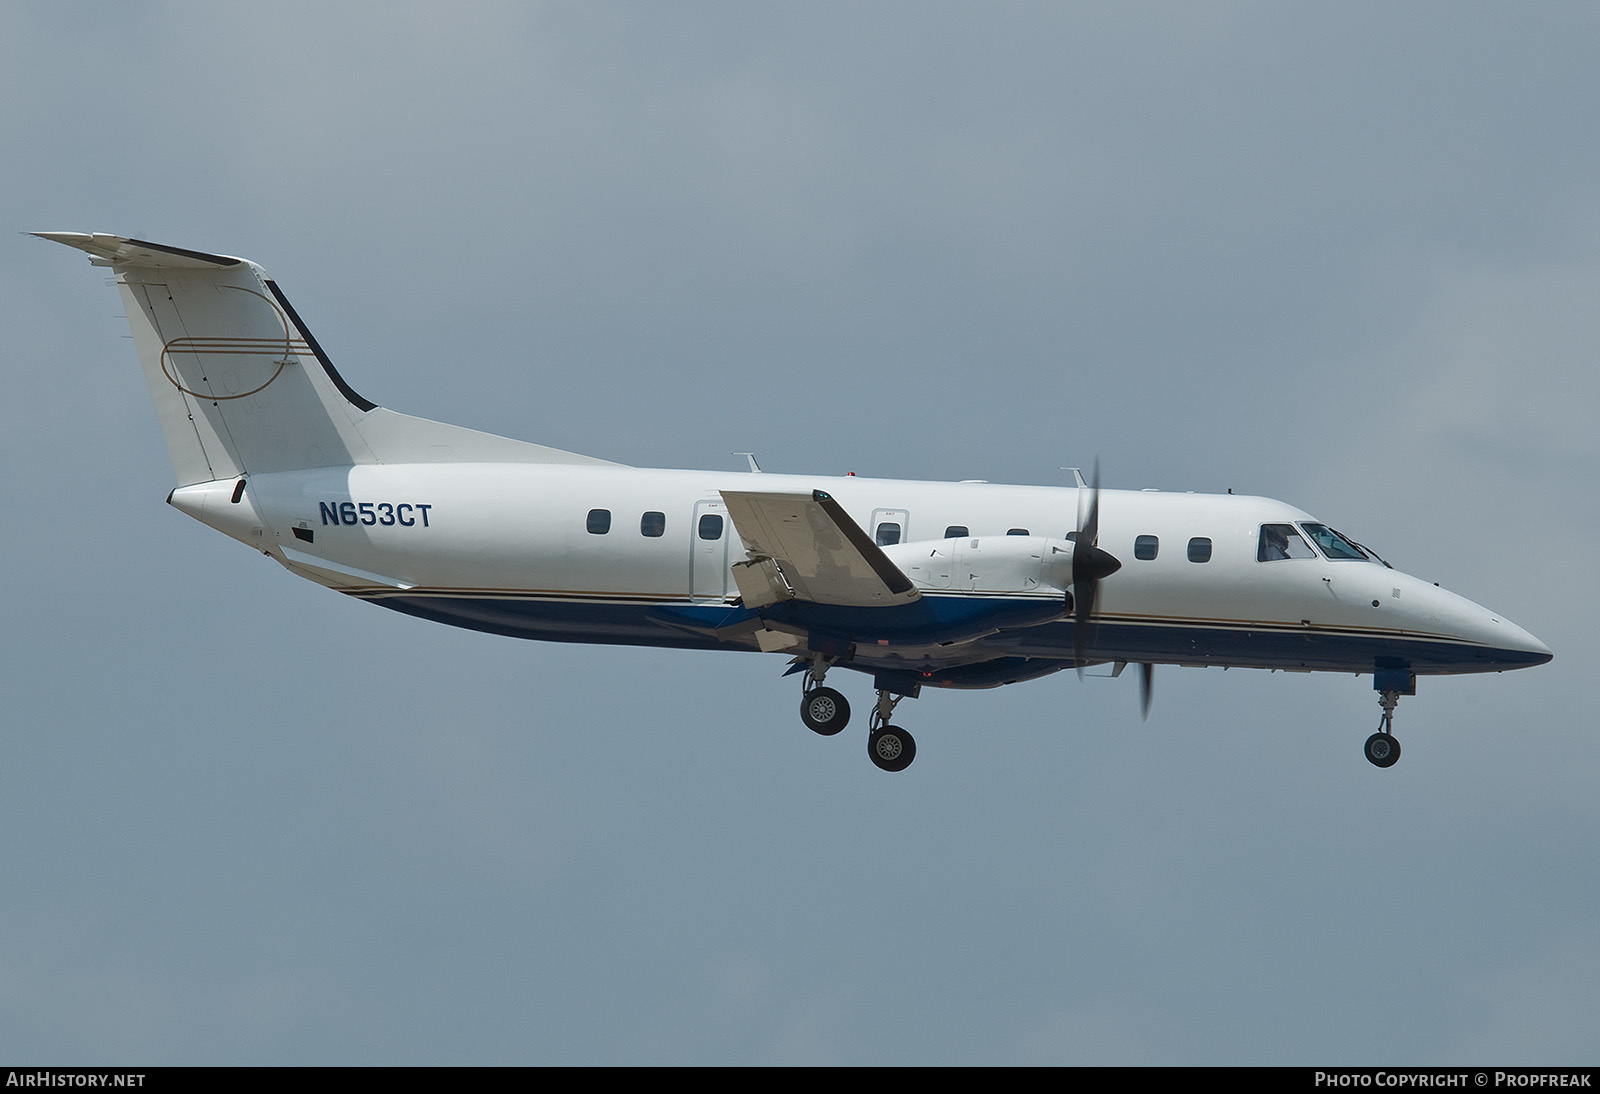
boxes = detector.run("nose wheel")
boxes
[1364,688,1404,768]
[1364,729,1401,768]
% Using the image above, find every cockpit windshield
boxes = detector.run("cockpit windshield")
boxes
[1299,523,1370,562]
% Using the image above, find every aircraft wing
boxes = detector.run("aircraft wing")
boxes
[721,489,920,608]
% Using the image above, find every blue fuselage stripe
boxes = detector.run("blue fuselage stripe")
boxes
[357,592,1546,678]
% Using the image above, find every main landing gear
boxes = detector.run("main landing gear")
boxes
[797,657,918,772]
[800,685,850,735]
[866,690,916,773]
[798,655,850,736]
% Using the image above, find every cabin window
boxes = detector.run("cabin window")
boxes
[1187,537,1212,563]
[641,511,665,538]
[586,508,611,535]
[944,525,968,539]
[1135,535,1159,560]
[1258,523,1316,561]
[698,513,724,540]
[1007,528,1029,536]
[874,521,902,546]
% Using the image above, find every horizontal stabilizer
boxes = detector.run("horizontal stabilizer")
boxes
[33,232,241,269]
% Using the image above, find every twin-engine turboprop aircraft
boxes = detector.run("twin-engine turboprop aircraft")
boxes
[38,232,1552,772]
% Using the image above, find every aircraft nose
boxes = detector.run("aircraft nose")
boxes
[1495,616,1553,667]
[1461,602,1553,668]
[1404,575,1552,671]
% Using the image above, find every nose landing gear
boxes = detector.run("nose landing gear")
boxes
[1364,670,1414,768]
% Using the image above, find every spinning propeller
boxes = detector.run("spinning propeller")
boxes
[1070,462,1153,719]
[1071,459,1122,672]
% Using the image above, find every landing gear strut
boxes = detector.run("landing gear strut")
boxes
[798,655,850,736]
[1363,669,1414,769]
[866,689,916,773]
[1364,689,1403,768]
[793,658,919,770]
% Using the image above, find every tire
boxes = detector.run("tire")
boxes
[867,726,916,772]
[800,687,850,736]
[1364,732,1401,768]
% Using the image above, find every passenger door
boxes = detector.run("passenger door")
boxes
[691,498,730,600]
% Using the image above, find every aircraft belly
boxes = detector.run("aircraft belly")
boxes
[361,593,741,651]
[334,580,1546,676]
[998,618,1551,674]
[761,593,1065,647]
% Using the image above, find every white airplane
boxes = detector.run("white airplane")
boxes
[38,232,1552,772]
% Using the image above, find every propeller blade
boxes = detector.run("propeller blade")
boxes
[1139,662,1153,720]
[1072,460,1122,675]
[1080,458,1101,550]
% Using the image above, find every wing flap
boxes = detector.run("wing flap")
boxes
[721,489,919,608]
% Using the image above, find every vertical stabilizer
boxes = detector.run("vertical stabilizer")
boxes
[36,233,618,487]
[37,233,372,484]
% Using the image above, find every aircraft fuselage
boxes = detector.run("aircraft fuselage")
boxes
[172,463,1550,689]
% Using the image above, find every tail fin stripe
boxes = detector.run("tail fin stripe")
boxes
[160,339,294,401]
[264,279,377,412]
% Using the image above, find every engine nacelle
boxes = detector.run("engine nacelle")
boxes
[881,535,1075,594]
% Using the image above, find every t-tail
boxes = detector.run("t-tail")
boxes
[35,232,615,487]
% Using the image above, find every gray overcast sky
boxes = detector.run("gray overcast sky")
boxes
[4,2,1596,1065]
